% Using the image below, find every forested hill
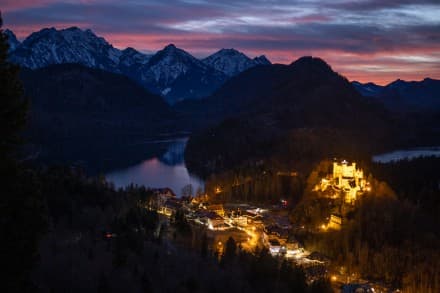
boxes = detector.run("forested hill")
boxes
[21,63,172,119]
[20,64,177,169]
[177,57,388,128]
[184,57,397,177]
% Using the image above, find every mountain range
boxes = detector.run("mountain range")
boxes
[6,27,270,104]
[6,27,438,110]
[352,78,440,112]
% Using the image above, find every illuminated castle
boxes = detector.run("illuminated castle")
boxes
[317,159,368,204]
[332,160,366,203]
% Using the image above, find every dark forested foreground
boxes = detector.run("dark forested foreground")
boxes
[2,166,334,293]
[3,158,439,292]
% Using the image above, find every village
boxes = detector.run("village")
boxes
[145,159,383,292]
[153,190,328,283]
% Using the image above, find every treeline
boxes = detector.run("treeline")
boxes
[204,163,304,204]
[2,164,334,292]
[169,211,333,293]
[188,126,380,205]
[301,195,440,292]
[370,157,440,218]
[1,163,157,292]
[186,122,384,180]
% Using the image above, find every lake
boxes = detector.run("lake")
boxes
[372,147,440,163]
[105,137,204,196]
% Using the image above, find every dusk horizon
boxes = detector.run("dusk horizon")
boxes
[3,0,440,85]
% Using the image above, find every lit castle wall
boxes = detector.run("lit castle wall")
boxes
[332,160,366,203]
[316,159,368,204]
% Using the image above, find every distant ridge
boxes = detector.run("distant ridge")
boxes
[352,78,440,111]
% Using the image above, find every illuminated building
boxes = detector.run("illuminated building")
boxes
[206,204,225,217]
[328,214,342,230]
[317,159,368,204]
[333,160,366,203]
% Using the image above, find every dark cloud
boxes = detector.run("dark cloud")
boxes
[329,0,440,12]
[4,1,224,33]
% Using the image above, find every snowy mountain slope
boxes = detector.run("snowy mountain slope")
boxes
[7,27,268,103]
[134,44,227,103]
[202,48,270,77]
[119,47,152,68]
[9,27,123,72]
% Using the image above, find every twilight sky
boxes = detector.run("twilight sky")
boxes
[2,0,440,84]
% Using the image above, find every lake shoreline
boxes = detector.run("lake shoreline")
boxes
[372,146,440,163]
[105,137,204,197]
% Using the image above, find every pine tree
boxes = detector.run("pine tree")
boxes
[0,13,27,163]
[0,13,45,292]
[200,231,208,258]
[221,236,237,266]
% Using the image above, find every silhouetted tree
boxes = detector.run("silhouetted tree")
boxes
[200,232,208,258]
[221,236,237,266]
[173,209,191,236]
[0,13,46,293]
[0,13,27,162]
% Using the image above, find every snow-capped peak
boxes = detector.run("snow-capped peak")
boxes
[9,26,122,71]
[202,48,271,76]
[149,43,202,66]
[119,47,152,67]
[145,43,208,84]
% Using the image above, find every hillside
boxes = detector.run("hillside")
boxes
[184,57,395,177]
[20,63,176,170]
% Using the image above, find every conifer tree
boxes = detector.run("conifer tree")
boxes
[0,13,45,292]
[0,12,27,163]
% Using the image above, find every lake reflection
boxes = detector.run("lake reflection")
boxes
[105,138,204,196]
